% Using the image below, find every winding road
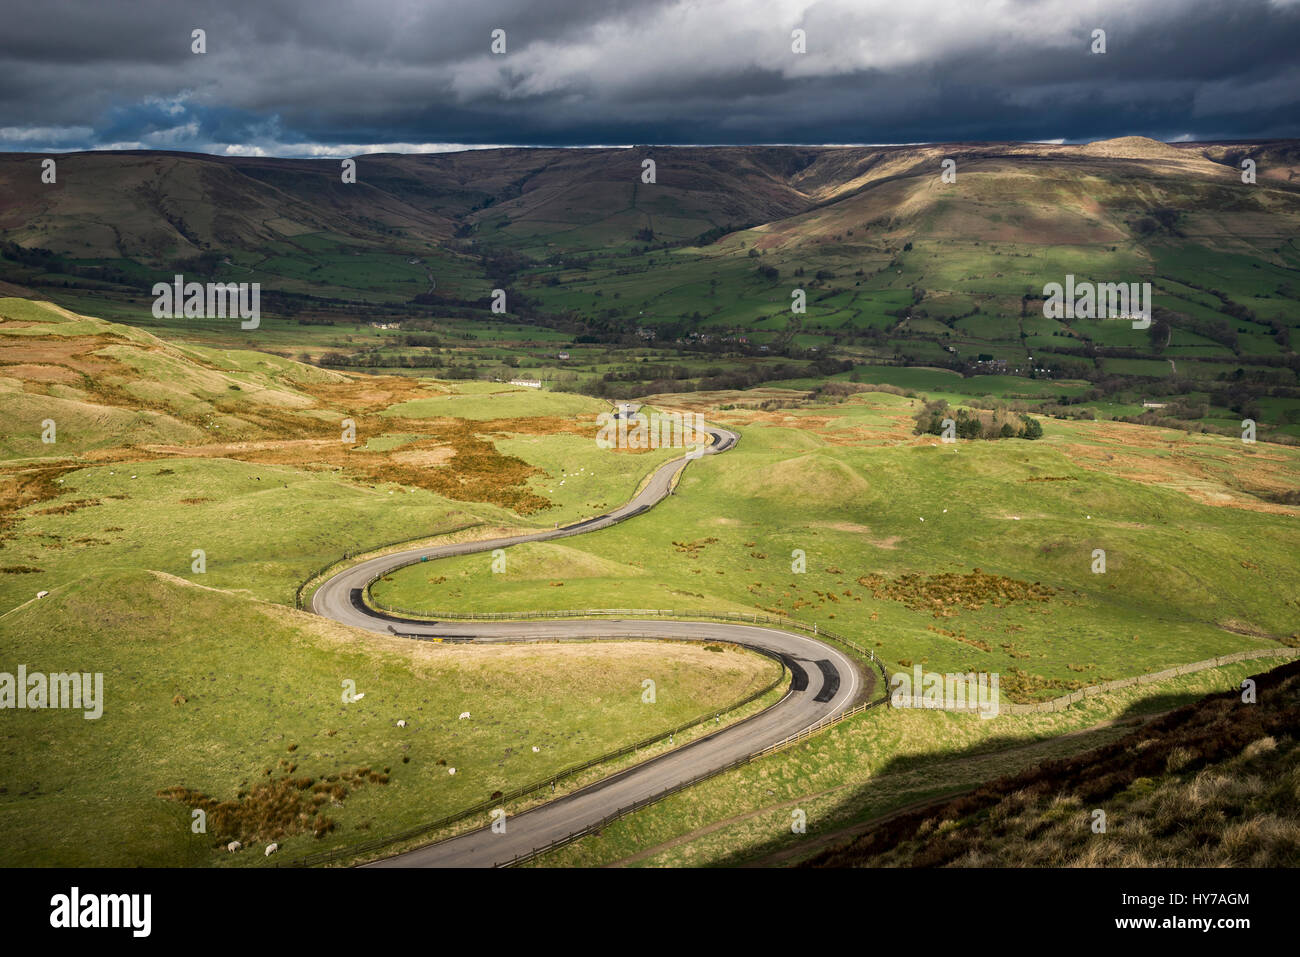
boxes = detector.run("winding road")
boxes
[311,419,871,867]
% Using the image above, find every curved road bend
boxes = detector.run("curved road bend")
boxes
[311,423,868,867]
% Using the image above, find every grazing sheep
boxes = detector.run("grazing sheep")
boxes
[36,591,49,599]
[227,841,241,853]
[458,711,471,720]
[531,746,540,752]
[397,720,407,728]
[264,843,278,857]
[448,767,456,775]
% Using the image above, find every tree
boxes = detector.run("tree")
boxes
[1148,311,1173,353]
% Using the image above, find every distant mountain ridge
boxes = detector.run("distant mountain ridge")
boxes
[2,139,1297,264]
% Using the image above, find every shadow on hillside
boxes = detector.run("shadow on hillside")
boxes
[701,671,1272,868]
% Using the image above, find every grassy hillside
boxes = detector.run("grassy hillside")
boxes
[2,140,1296,436]
[805,657,1300,867]
[530,658,1273,867]
[3,160,1298,869]
[0,299,684,610]
[0,570,778,866]
[374,387,1300,702]
[0,151,453,264]
[0,298,798,867]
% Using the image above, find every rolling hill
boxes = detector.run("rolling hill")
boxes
[803,656,1300,867]
[1,139,1298,438]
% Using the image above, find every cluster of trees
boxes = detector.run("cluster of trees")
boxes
[169,250,227,275]
[402,333,442,348]
[1147,307,1238,354]
[0,240,153,290]
[577,357,854,399]
[1134,207,1183,237]
[693,222,753,246]
[318,350,444,369]
[913,400,1043,440]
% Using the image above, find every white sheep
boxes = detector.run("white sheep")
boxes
[36,590,49,599]
[448,767,457,775]
[264,843,278,856]
[458,711,471,720]
[397,719,407,728]
[531,746,540,753]
[227,841,241,853]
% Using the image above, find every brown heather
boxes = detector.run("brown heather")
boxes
[157,765,388,847]
[805,658,1300,867]
[855,567,1055,616]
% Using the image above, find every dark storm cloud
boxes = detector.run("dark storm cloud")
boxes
[1,0,1297,154]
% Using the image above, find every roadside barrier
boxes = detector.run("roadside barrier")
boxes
[292,520,484,610]
[500,694,889,867]
[286,640,790,867]
[497,647,1300,866]
[289,420,901,867]
[362,596,892,688]
[996,647,1300,715]
[333,604,894,868]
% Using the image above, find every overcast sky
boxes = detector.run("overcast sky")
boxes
[2,0,1298,156]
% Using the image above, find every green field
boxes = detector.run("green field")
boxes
[6,142,1297,437]
[374,390,1300,703]
[530,659,1274,867]
[2,299,803,866]
[4,135,1300,868]
[0,570,779,866]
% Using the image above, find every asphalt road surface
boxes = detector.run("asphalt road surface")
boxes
[311,421,868,866]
